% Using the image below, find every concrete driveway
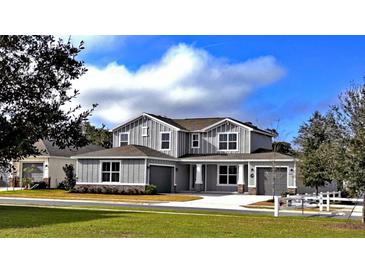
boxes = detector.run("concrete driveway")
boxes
[156,193,272,210]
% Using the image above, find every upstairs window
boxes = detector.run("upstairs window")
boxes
[218,133,238,151]
[120,132,129,146]
[142,126,148,137]
[191,133,200,148]
[101,161,120,182]
[160,132,171,150]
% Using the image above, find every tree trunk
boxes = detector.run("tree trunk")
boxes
[316,185,319,196]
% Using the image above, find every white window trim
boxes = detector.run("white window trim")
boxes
[160,131,171,151]
[191,133,200,149]
[99,160,121,183]
[119,132,129,146]
[217,132,239,152]
[142,126,148,137]
[217,164,238,186]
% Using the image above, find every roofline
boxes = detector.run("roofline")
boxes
[179,158,296,162]
[72,155,295,162]
[112,113,186,132]
[71,155,177,161]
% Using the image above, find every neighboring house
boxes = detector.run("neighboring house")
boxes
[11,140,103,188]
[72,113,298,195]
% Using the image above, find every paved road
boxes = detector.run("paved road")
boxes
[0,197,359,219]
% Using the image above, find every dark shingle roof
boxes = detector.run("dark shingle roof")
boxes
[179,152,295,161]
[145,113,273,135]
[35,140,104,157]
[73,145,175,159]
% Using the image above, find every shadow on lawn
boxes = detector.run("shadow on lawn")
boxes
[0,205,131,230]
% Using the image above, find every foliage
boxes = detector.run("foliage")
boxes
[272,141,296,155]
[0,35,96,169]
[82,121,112,148]
[331,82,365,196]
[57,181,66,190]
[145,184,157,195]
[294,111,341,194]
[62,164,76,191]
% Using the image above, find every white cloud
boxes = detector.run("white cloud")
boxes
[73,43,286,126]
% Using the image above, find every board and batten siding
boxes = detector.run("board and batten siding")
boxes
[77,159,146,184]
[113,116,178,158]
[250,132,272,152]
[184,121,250,155]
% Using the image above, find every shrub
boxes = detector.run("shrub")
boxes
[57,181,66,190]
[62,164,76,191]
[145,184,157,195]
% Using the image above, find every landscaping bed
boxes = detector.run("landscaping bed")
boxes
[0,189,201,203]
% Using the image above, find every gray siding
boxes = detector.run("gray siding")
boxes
[206,164,237,192]
[250,132,272,152]
[113,115,178,157]
[186,121,250,155]
[77,159,145,184]
[175,163,189,191]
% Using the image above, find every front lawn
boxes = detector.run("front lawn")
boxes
[0,189,201,203]
[0,205,364,237]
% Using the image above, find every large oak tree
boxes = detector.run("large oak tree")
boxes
[0,35,96,170]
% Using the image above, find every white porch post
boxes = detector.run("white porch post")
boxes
[237,164,244,193]
[237,164,244,185]
[195,164,203,185]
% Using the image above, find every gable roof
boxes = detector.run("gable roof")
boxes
[35,140,104,158]
[113,112,274,136]
[147,113,274,136]
[72,145,175,159]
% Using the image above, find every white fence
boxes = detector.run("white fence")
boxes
[274,191,363,217]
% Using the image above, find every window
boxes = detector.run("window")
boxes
[218,165,237,185]
[191,133,200,148]
[101,161,120,182]
[142,126,148,137]
[218,133,238,150]
[160,132,171,150]
[120,132,129,146]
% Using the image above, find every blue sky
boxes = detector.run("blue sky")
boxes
[72,36,365,142]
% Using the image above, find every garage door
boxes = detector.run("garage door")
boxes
[149,166,173,193]
[257,167,287,195]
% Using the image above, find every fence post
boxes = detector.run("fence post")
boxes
[319,193,323,212]
[326,191,330,211]
[338,191,341,198]
[274,196,280,217]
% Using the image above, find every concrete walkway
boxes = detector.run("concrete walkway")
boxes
[157,193,272,210]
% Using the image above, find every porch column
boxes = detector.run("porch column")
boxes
[237,164,245,193]
[195,164,203,191]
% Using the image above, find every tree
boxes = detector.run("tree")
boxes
[83,122,112,148]
[332,82,365,223]
[62,164,76,191]
[0,35,96,170]
[272,141,295,155]
[294,111,337,194]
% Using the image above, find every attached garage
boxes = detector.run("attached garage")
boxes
[256,167,288,195]
[149,165,174,193]
[22,162,44,182]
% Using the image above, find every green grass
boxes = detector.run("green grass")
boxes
[0,204,364,237]
[0,189,201,202]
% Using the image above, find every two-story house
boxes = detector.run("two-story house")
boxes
[72,113,298,195]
